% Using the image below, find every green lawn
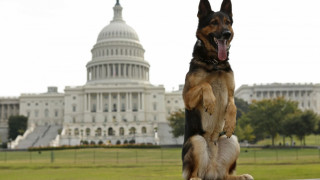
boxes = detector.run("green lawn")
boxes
[257,134,320,146]
[0,148,319,180]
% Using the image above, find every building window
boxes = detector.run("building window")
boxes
[92,104,96,112]
[27,111,30,117]
[86,128,90,136]
[27,103,30,106]
[55,110,58,117]
[72,105,76,112]
[35,110,39,118]
[108,128,114,136]
[96,128,102,137]
[73,117,76,123]
[112,103,117,112]
[73,96,76,100]
[141,127,147,134]
[113,116,116,122]
[153,103,157,111]
[154,115,157,121]
[121,103,126,112]
[104,104,108,112]
[104,117,107,123]
[133,103,138,112]
[74,128,79,136]
[119,127,124,136]
[129,127,136,135]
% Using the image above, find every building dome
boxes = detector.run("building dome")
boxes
[86,0,150,85]
[97,22,140,42]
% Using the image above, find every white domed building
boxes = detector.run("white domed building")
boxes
[10,1,184,148]
[59,1,167,145]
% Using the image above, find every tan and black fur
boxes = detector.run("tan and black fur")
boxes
[182,0,253,179]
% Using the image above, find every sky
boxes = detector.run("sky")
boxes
[0,0,320,96]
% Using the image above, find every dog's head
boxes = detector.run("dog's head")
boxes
[196,0,233,61]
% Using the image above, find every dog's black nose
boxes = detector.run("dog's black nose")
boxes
[222,31,231,39]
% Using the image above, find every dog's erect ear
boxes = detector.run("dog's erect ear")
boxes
[198,0,213,19]
[220,0,232,18]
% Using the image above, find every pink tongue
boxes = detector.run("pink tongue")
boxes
[217,40,227,61]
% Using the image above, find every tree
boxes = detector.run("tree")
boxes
[245,98,298,146]
[167,109,185,138]
[8,115,28,140]
[296,110,318,145]
[235,97,249,119]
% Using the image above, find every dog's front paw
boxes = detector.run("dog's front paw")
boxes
[223,120,235,138]
[241,174,253,180]
[223,103,236,138]
[203,92,216,115]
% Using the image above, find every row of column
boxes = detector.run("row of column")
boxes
[0,104,19,120]
[254,90,312,99]
[87,64,149,81]
[92,48,143,58]
[84,92,144,113]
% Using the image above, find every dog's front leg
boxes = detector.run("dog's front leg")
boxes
[223,95,237,138]
[184,82,216,114]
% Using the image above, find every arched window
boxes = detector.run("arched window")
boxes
[96,128,102,137]
[119,127,124,136]
[141,127,147,134]
[129,127,136,135]
[74,128,79,136]
[86,128,91,136]
[108,127,114,136]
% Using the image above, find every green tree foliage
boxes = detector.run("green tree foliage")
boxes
[235,123,255,142]
[8,115,28,140]
[235,97,249,119]
[244,98,298,146]
[297,110,318,145]
[167,109,185,138]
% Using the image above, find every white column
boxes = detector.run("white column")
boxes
[84,93,87,112]
[100,93,103,112]
[113,64,116,77]
[108,93,112,112]
[138,92,140,111]
[118,64,121,78]
[126,92,129,111]
[129,92,132,110]
[88,93,91,112]
[141,93,144,110]
[117,93,120,112]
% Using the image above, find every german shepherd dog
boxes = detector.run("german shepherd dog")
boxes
[182,0,253,180]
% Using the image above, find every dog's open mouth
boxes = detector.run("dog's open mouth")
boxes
[214,37,228,61]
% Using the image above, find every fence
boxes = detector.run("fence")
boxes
[0,148,320,165]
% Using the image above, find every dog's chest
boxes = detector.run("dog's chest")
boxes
[201,71,229,133]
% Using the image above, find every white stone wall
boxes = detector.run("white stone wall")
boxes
[19,88,64,127]
[60,84,166,145]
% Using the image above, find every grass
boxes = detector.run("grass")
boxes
[256,134,320,146]
[0,148,319,180]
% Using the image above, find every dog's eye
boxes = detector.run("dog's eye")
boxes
[225,20,231,25]
[211,20,218,25]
